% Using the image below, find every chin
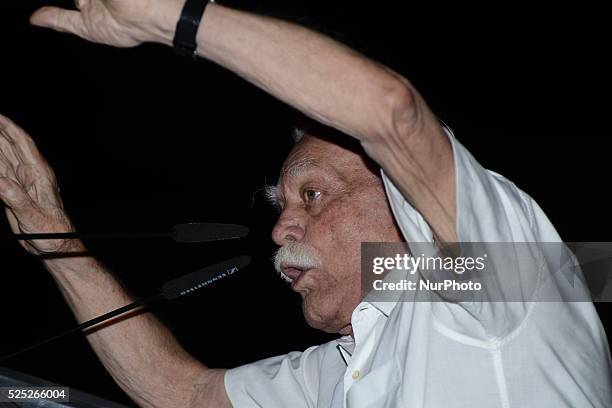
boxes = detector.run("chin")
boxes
[302,295,347,334]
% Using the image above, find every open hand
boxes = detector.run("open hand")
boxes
[0,114,77,255]
[29,0,178,47]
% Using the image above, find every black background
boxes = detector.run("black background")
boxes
[0,1,609,405]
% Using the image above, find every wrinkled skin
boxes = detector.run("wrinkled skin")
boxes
[0,115,77,255]
[272,135,403,335]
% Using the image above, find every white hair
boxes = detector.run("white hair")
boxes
[264,184,280,210]
[263,156,315,211]
[273,242,321,283]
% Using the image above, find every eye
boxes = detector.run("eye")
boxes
[303,189,321,203]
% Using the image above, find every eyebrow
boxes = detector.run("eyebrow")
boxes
[281,158,316,179]
[264,159,315,209]
[264,184,280,208]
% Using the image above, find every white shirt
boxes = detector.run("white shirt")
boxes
[224,127,612,407]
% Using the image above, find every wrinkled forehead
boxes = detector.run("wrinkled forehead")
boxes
[280,135,364,182]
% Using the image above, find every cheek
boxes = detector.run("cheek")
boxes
[356,192,402,242]
[310,200,366,273]
[313,200,360,249]
[322,194,396,243]
[305,193,398,282]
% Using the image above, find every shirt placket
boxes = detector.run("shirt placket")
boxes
[342,305,381,405]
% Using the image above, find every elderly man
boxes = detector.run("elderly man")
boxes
[0,0,610,407]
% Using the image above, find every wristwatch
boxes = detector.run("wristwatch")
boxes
[173,0,212,58]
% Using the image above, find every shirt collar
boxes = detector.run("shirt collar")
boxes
[366,299,397,317]
[360,266,406,317]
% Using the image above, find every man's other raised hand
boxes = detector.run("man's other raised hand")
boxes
[0,114,79,255]
[29,0,183,48]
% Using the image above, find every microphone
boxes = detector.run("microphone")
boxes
[161,255,250,299]
[0,255,251,363]
[0,223,249,243]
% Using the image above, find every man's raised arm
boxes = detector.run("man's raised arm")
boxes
[30,0,457,242]
[0,114,231,408]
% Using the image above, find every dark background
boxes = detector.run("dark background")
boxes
[0,1,608,405]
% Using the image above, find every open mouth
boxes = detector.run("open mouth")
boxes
[280,264,312,288]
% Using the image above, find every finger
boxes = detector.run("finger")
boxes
[0,114,17,135]
[0,176,36,215]
[30,7,88,38]
[0,116,59,208]
[5,208,20,235]
[0,114,48,167]
[0,130,21,171]
[0,151,18,181]
[0,114,11,129]
[0,123,19,179]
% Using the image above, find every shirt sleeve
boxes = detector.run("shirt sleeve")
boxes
[381,125,560,338]
[224,345,324,408]
[381,124,547,244]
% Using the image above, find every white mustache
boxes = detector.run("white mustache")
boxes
[273,243,320,283]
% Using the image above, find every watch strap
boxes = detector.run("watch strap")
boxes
[173,0,210,58]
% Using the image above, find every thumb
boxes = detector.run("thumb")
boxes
[0,177,36,216]
[30,7,86,37]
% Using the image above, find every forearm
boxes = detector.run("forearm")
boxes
[28,2,456,240]
[42,242,223,408]
[147,1,411,141]
[143,2,456,241]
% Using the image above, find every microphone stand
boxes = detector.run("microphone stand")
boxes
[0,255,250,364]
[2,232,169,240]
[0,294,163,364]
[0,223,249,243]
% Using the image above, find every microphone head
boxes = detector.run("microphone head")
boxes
[171,223,249,243]
[161,256,251,300]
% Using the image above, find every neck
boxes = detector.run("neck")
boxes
[338,323,354,337]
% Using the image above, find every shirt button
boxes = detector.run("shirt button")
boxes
[352,370,361,380]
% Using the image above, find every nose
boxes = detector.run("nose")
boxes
[272,207,306,246]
